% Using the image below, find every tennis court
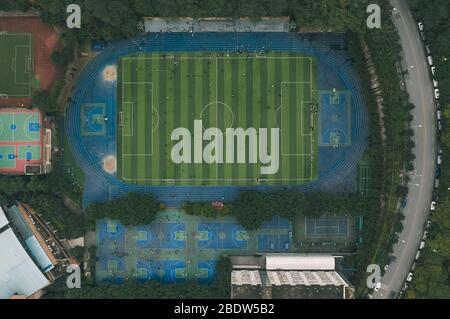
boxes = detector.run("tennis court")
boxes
[358,160,372,195]
[0,109,43,173]
[0,32,32,97]
[258,233,291,251]
[305,217,349,236]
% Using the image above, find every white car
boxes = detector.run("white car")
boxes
[407,272,413,282]
[431,66,436,76]
[428,55,434,66]
[433,79,439,88]
[420,241,426,250]
[425,45,431,55]
[415,250,421,260]
[418,22,424,31]
[435,88,440,99]
[430,201,437,211]
[438,155,443,165]
[438,121,442,131]
[423,231,428,240]
[374,282,382,291]
[437,110,442,120]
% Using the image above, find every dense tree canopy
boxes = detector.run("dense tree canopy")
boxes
[406,0,450,299]
[87,193,162,225]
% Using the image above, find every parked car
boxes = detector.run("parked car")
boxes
[420,32,426,41]
[436,166,441,178]
[418,22,424,31]
[415,250,421,260]
[428,55,434,66]
[437,155,443,165]
[374,282,382,291]
[436,100,441,109]
[434,178,439,189]
[430,201,436,211]
[438,120,442,131]
[425,45,431,54]
[437,110,442,120]
[411,262,417,271]
[427,219,432,228]
[420,241,426,250]
[433,79,439,88]
[407,272,413,282]
[400,196,408,209]
[431,66,436,76]
[423,231,428,240]
[435,88,440,99]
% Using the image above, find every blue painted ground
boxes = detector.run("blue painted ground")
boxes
[65,32,369,207]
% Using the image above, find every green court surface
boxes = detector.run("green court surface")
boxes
[294,216,358,253]
[107,260,118,272]
[0,145,16,168]
[135,230,148,241]
[117,52,318,186]
[0,111,40,142]
[107,220,118,233]
[18,145,40,160]
[358,160,373,195]
[0,33,33,97]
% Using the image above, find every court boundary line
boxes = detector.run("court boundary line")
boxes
[119,55,317,183]
[304,217,350,237]
[0,33,32,97]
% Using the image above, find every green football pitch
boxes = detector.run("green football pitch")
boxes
[0,33,33,97]
[117,52,318,186]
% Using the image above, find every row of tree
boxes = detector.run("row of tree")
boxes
[183,190,371,231]
[406,0,450,299]
[86,193,163,226]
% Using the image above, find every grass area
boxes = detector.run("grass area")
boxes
[116,52,318,186]
[0,33,32,97]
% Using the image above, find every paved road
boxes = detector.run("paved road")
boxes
[373,0,436,299]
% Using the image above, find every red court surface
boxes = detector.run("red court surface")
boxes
[0,16,61,107]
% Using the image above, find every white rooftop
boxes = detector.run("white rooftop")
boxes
[265,255,336,271]
[0,207,8,228]
[0,227,50,298]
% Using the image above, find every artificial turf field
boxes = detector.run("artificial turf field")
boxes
[0,33,33,97]
[117,52,318,186]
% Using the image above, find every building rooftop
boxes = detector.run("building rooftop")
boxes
[0,207,50,298]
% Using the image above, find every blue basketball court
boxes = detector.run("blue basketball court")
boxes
[319,90,351,147]
[197,222,249,250]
